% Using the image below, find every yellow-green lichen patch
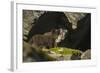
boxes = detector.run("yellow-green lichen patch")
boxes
[49,47,82,55]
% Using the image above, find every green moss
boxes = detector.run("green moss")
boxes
[49,47,82,55]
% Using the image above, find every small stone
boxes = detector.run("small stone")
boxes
[81,49,91,59]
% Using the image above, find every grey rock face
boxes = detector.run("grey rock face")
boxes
[23,10,44,40]
[81,49,91,59]
[64,12,86,29]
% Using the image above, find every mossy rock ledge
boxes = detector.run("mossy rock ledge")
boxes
[41,47,83,61]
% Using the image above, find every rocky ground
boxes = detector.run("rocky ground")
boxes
[23,41,91,62]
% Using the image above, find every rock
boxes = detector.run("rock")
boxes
[23,10,44,41]
[23,41,33,62]
[71,53,81,60]
[23,57,36,62]
[57,54,72,61]
[64,12,86,29]
[48,53,62,59]
[42,48,49,52]
[81,49,91,59]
